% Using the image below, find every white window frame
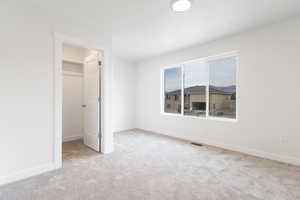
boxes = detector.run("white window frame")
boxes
[161,51,238,122]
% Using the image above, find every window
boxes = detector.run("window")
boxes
[162,54,237,120]
[174,95,179,101]
[209,57,236,118]
[183,62,208,117]
[192,102,206,110]
[164,67,182,114]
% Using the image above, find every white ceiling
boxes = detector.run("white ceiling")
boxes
[29,0,300,62]
[112,0,300,62]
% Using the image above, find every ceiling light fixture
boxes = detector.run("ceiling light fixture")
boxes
[171,0,192,12]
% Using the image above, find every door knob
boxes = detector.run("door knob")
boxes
[81,105,87,108]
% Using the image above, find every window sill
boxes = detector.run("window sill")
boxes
[161,112,238,123]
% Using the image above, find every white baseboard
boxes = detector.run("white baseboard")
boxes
[114,128,136,133]
[63,135,83,142]
[113,127,136,133]
[0,163,58,186]
[137,128,300,166]
[200,137,300,166]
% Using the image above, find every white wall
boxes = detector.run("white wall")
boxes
[135,17,300,165]
[62,63,84,142]
[113,57,136,132]
[62,46,85,142]
[62,44,86,63]
[0,1,114,185]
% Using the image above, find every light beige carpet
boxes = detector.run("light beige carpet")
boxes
[0,130,300,200]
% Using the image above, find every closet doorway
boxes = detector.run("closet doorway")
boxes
[62,43,102,155]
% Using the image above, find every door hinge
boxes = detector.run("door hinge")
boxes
[98,61,102,66]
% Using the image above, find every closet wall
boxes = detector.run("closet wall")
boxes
[62,44,85,142]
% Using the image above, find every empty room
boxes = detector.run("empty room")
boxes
[1,0,300,200]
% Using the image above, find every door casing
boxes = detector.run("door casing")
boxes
[53,33,106,169]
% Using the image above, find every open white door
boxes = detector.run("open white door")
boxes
[83,53,101,152]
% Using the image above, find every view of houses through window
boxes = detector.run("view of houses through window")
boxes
[164,67,182,114]
[163,55,237,119]
[184,62,208,117]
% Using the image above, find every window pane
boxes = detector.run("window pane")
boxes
[164,67,182,114]
[209,56,237,119]
[183,62,208,117]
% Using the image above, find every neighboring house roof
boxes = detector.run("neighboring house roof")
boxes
[166,85,236,95]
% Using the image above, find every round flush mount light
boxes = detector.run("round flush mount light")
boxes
[171,0,192,12]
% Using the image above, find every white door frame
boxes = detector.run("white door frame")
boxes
[53,32,107,168]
